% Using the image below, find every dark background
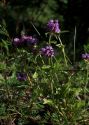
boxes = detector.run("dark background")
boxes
[0,0,89,61]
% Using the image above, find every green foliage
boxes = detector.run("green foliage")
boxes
[0,15,89,125]
[84,43,89,53]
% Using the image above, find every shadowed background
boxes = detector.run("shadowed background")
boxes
[0,0,89,61]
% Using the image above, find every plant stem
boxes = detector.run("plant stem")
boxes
[58,36,67,66]
[49,33,52,45]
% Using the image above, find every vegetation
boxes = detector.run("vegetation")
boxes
[0,0,89,125]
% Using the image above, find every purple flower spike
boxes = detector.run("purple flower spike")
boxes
[47,20,54,31]
[54,21,60,33]
[47,19,60,33]
[40,45,54,57]
[17,72,27,81]
[13,37,21,46]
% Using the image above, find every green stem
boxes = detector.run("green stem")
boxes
[51,79,54,95]
[49,33,52,45]
[58,36,67,66]
[40,55,45,65]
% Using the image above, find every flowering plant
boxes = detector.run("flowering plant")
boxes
[0,20,89,125]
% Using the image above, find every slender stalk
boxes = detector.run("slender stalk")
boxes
[48,34,52,45]
[51,79,54,95]
[48,33,52,65]
[50,57,53,66]
[31,22,41,36]
[58,36,67,66]
[40,55,45,64]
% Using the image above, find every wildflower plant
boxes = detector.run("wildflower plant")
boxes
[46,19,68,66]
[0,19,89,125]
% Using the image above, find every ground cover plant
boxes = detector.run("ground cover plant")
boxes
[0,19,89,125]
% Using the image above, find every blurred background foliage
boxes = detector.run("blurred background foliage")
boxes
[0,0,89,61]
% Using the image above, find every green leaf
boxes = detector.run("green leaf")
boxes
[43,98,54,105]
[42,65,51,69]
[76,101,85,109]
[1,40,9,54]
[0,104,6,116]
[50,40,57,44]
[33,72,38,79]
[0,62,6,70]
[56,44,61,48]
[72,88,82,96]
[0,74,5,83]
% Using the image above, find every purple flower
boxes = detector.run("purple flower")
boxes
[13,37,21,46]
[47,20,55,31]
[40,45,54,57]
[17,72,27,81]
[27,37,38,44]
[40,48,46,55]
[82,53,89,60]
[21,35,38,45]
[13,35,38,47]
[54,20,60,33]
[47,20,60,33]
[21,35,29,42]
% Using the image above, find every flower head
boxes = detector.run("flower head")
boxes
[82,53,89,60]
[47,19,60,33]
[17,72,27,81]
[21,35,29,42]
[40,45,54,57]
[27,36,38,44]
[13,37,21,46]
[21,35,38,45]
